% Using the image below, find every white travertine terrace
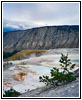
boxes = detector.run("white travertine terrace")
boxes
[3,48,79,93]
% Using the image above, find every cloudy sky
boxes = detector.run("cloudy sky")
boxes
[3,2,79,30]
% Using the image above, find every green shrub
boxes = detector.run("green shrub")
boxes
[39,54,76,86]
[3,88,21,97]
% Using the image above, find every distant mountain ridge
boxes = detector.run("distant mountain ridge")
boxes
[3,25,79,53]
[3,27,22,36]
[3,27,19,33]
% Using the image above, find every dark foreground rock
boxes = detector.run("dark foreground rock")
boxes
[19,77,79,97]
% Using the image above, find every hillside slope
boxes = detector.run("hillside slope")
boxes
[7,50,47,61]
[3,25,79,53]
[19,77,79,97]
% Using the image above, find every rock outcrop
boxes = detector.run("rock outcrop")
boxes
[19,77,79,97]
[3,25,79,53]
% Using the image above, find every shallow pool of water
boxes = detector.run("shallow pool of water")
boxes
[28,58,79,74]
[28,66,52,74]
[71,59,79,64]
[28,65,64,75]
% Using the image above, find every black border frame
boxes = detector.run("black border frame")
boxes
[1,1,81,99]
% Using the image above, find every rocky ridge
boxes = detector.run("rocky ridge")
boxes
[3,25,79,53]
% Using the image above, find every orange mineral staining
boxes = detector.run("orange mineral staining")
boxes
[4,82,12,87]
[13,72,27,81]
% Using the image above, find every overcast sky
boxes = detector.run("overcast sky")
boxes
[3,2,79,29]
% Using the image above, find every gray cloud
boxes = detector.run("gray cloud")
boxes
[3,2,79,29]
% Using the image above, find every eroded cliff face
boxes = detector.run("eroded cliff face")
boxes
[3,25,79,53]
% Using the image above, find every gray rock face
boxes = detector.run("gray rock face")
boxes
[19,78,79,97]
[3,25,79,53]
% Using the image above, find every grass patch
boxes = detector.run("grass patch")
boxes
[7,50,47,61]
